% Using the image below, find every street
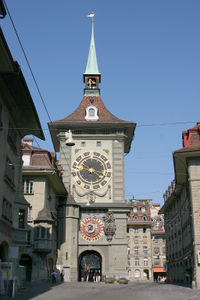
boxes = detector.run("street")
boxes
[3,281,200,300]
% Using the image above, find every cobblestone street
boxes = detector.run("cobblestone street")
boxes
[2,281,200,300]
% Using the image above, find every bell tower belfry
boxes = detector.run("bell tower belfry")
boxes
[83,17,101,97]
[49,15,136,281]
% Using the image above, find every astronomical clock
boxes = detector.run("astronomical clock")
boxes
[80,217,104,241]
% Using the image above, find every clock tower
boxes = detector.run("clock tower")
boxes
[49,17,136,281]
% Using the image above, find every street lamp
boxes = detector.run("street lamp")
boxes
[65,130,75,146]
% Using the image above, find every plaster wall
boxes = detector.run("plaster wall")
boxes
[188,158,200,288]
[24,180,46,220]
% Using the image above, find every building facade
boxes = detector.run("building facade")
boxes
[49,19,136,281]
[160,122,200,288]
[127,200,152,280]
[21,138,67,281]
[0,27,44,294]
[151,203,166,281]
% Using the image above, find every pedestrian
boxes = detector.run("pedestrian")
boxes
[60,269,64,283]
[51,270,57,283]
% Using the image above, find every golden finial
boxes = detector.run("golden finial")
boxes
[87,12,95,23]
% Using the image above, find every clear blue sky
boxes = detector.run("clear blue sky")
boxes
[1,0,200,205]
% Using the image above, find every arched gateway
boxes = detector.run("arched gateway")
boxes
[79,251,101,282]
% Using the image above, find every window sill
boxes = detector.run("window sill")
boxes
[24,192,34,195]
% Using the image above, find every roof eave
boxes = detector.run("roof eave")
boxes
[48,121,136,153]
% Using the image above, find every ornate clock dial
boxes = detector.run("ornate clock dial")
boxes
[80,217,104,241]
[72,151,112,190]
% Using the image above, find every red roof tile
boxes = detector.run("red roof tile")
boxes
[175,122,200,152]
[53,96,132,124]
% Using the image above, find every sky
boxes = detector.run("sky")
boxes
[1,0,200,205]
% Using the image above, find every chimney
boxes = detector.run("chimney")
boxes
[23,137,33,146]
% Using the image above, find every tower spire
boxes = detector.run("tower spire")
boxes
[84,13,100,75]
[83,13,101,96]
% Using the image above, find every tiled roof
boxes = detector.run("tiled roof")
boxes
[22,142,57,168]
[175,122,200,152]
[52,96,133,124]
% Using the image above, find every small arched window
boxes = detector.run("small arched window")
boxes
[85,106,99,121]
[89,108,95,117]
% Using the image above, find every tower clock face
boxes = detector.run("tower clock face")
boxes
[72,151,112,190]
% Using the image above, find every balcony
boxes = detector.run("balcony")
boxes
[33,239,52,253]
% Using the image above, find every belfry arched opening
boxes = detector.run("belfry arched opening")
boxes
[79,251,101,282]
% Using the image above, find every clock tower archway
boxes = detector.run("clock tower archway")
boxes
[79,250,102,281]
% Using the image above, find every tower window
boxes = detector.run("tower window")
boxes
[89,108,95,116]
[85,106,99,121]
[96,141,101,147]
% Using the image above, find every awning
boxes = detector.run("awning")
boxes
[153,267,166,273]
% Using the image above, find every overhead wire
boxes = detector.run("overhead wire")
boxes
[0,121,198,132]
[3,0,72,175]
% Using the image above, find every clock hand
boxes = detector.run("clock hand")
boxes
[73,164,89,171]
[93,170,107,176]
[73,165,84,171]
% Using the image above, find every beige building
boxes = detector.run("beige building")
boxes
[160,122,200,288]
[151,203,166,281]
[0,26,44,294]
[127,200,152,280]
[21,138,67,281]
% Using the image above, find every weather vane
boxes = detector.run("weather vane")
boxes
[87,12,95,22]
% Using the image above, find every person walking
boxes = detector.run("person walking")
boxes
[51,270,57,283]
[60,269,64,283]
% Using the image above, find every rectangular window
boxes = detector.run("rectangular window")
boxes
[135,258,139,266]
[23,179,34,194]
[5,158,15,187]
[2,198,12,223]
[134,246,139,255]
[41,227,45,238]
[96,141,101,147]
[18,209,25,228]
[143,236,147,244]
[81,141,86,147]
[47,228,50,239]
[36,227,40,238]
[143,228,146,233]
[143,246,148,255]
[27,206,32,221]
[22,154,30,166]
[144,258,148,266]
[134,236,139,244]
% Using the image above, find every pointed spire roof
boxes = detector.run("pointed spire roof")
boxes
[84,19,100,75]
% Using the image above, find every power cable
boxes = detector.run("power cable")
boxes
[3,0,72,175]
[3,0,52,123]
[0,120,198,132]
